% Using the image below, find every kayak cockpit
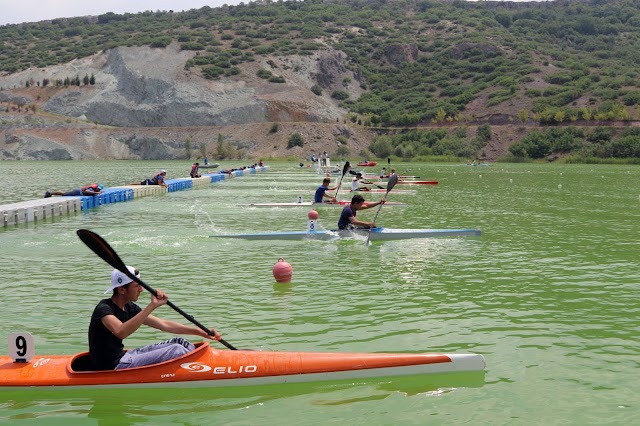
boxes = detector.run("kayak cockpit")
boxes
[68,342,210,373]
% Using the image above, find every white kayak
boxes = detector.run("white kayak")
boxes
[240,201,407,208]
[211,227,481,241]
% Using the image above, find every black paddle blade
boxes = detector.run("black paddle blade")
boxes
[77,229,129,276]
[342,161,351,176]
[387,174,399,192]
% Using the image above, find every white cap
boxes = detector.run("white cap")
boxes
[160,169,166,174]
[105,266,140,294]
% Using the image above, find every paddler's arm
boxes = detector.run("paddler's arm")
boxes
[360,199,385,210]
[101,291,169,339]
[144,316,221,341]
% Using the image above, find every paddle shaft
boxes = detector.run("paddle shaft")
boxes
[349,170,384,189]
[363,179,384,189]
[365,174,398,245]
[76,229,237,350]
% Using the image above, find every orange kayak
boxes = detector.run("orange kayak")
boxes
[0,343,485,388]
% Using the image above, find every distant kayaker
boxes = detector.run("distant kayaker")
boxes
[379,168,386,178]
[190,162,201,178]
[130,170,168,188]
[44,183,103,198]
[352,172,376,191]
[204,156,209,165]
[338,194,384,230]
[314,177,337,203]
[88,265,221,370]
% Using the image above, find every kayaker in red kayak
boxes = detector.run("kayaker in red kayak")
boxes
[352,172,381,191]
[338,194,385,230]
[88,265,221,370]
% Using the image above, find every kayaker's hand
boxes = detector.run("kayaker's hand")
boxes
[151,290,169,307]
[370,222,375,228]
[379,199,386,205]
[204,328,221,341]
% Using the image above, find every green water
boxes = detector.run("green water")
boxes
[0,161,639,424]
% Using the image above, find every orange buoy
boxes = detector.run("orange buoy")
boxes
[308,209,319,220]
[273,257,293,283]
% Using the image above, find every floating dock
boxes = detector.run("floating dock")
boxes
[1,168,265,228]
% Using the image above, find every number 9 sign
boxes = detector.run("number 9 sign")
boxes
[8,332,35,363]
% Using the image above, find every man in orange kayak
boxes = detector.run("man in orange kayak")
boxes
[88,265,221,370]
[337,194,384,230]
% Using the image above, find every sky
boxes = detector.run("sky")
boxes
[0,1,245,26]
[0,0,547,26]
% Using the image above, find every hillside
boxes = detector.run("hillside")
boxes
[1,0,640,161]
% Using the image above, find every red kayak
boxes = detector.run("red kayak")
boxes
[357,161,377,167]
[395,180,438,185]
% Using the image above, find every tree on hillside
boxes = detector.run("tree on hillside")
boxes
[216,133,225,158]
[287,133,304,148]
[185,136,192,159]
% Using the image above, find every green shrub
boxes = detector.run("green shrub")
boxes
[336,146,350,157]
[331,90,349,100]
[287,133,304,148]
[310,84,322,96]
[202,66,224,79]
[256,69,272,79]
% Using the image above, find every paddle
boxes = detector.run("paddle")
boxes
[76,229,237,351]
[348,170,385,189]
[333,161,351,199]
[365,174,399,246]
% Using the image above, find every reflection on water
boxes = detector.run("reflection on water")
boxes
[1,372,484,424]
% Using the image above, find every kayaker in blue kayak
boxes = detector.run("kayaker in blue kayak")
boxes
[88,265,221,370]
[338,194,384,230]
[314,177,337,203]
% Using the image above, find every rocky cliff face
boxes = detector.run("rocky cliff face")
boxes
[0,44,366,160]
[0,122,377,161]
